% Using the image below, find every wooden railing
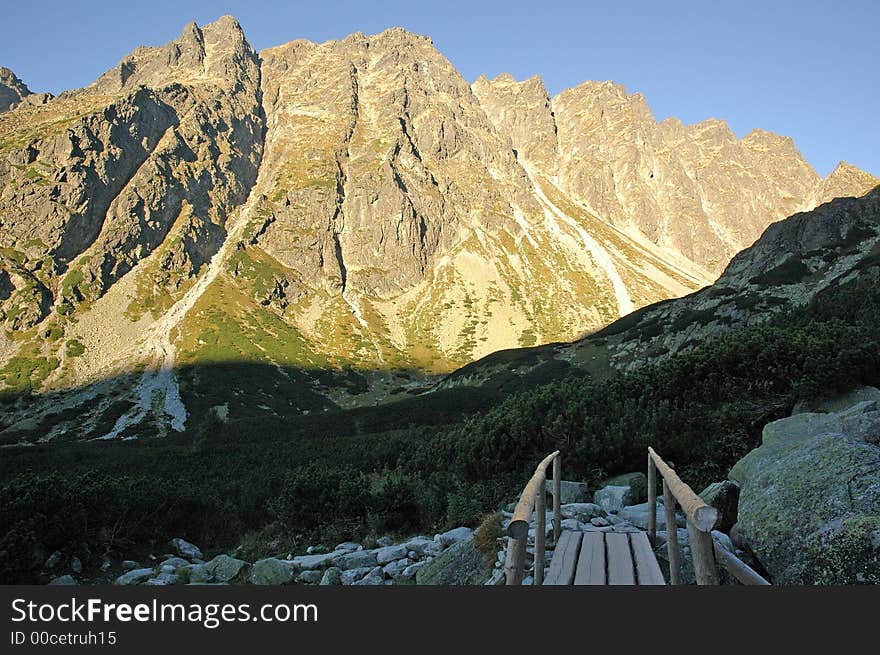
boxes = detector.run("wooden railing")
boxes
[647,447,770,585]
[504,450,561,585]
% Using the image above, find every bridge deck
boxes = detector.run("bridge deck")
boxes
[543,530,666,585]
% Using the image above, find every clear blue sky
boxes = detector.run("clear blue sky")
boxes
[2,0,877,177]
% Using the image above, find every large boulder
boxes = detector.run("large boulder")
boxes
[415,540,491,585]
[248,558,297,585]
[593,485,634,514]
[729,401,880,584]
[601,472,648,504]
[698,481,740,533]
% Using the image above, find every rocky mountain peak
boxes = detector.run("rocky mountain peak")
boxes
[0,67,33,112]
[90,15,256,94]
[812,160,880,206]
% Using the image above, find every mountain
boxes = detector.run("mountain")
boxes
[1,17,878,443]
[443,186,880,390]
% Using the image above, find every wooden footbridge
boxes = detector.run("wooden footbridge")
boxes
[503,449,770,586]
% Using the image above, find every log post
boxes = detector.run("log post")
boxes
[687,520,720,585]
[647,452,657,545]
[552,455,562,544]
[663,479,681,585]
[504,535,527,585]
[648,447,718,532]
[712,538,770,586]
[534,477,546,586]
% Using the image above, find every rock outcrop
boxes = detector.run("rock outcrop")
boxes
[729,393,880,584]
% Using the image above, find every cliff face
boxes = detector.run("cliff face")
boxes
[1,17,877,442]
[472,74,857,276]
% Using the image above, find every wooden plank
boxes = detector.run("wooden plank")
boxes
[574,532,606,585]
[544,531,582,585]
[630,531,666,585]
[605,532,636,585]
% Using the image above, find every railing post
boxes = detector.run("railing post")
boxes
[647,452,657,545]
[504,535,527,585]
[663,479,681,585]
[534,477,546,586]
[552,455,561,544]
[687,520,720,585]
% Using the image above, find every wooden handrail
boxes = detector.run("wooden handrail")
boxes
[648,446,772,586]
[506,450,561,539]
[647,447,718,532]
[648,446,719,585]
[505,450,561,585]
[712,538,771,586]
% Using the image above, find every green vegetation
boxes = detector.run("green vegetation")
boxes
[1,268,879,582]
[65,340,85,357]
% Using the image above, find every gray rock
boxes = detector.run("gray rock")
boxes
[698,481,740,532]
[590,517,610,527]
[48,575,77,586]
[121,560,140,571]
[560,518,588,531]
[402,561,427,579]
[334,549,378,570]
[69,557,83,574]
[306,545,329,555]
[729,402,880,584]
[560,503,605,522]
[340,566,375,585]
[376,536,395,547]
[319,567,343,586]
[382,558,412,580]
[115,568,155,585]
[161,556,190,570]
[333,542,363,554]
[296,570,323,584]
[403,536,436,555]
[376,544,408,565]
[792,386,880,415]
[601,472,648,504]
[594,485,634,513]
[415,540,492,585]
[248,558,297,585]
[204,554,248,582]
[291,552,337,570]
[620,502,666,530]
[170,538,203,561]
[435,527,474,548]
[555,481,591,504]
[145,572,179,586]
[352,574,385,585]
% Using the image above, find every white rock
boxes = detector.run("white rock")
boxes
[340,566,374,585]
[291,552,337,570]
[333,542,363,554]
